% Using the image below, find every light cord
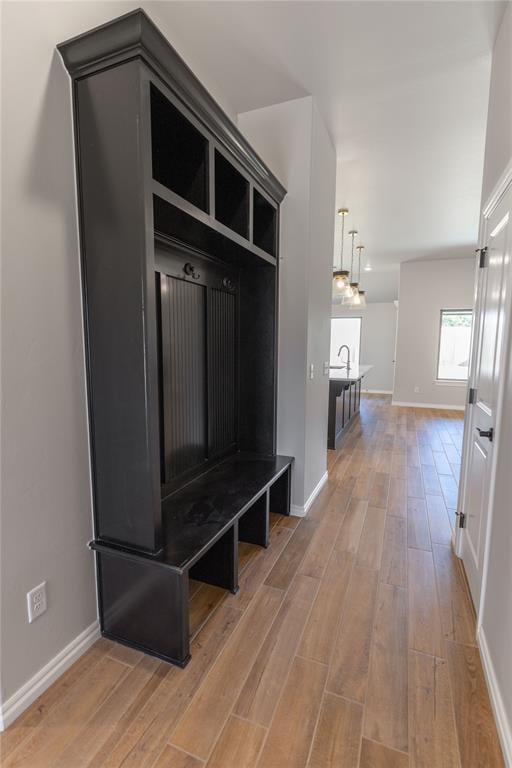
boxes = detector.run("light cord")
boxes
[350,232,355,281]
[340,214,345,270]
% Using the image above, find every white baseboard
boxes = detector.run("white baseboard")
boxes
[0,620,100,731]
[391,400,465,411]
[477,626,512,766]
[290,471,329,517]
[363,389,393,395]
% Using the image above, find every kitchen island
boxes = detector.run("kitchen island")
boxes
[327,365,373,449]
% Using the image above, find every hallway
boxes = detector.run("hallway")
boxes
[0,396,504,767]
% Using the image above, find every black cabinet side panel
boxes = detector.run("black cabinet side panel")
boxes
[76,63,161,551]
[97,552,189,665]
[238,264,277,454]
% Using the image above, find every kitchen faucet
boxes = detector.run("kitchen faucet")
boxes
[338,344,351,370]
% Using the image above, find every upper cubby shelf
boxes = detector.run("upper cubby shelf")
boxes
[253,189,277,258]
[59,8,284,265]
[57,9,286,206]
[152,189,276,269]
[214,151,250,239]
[150,85,209,213]
[149,82,278,264]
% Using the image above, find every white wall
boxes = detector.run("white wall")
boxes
[481,3,512,208]
[393,258,475,408]
[239,98,336,511]
[305,106,338,503]
[478,5,512,763]
[332,302,397,393]
[0,0,237,724]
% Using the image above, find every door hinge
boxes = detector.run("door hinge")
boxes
[476,246,488,268]
[457,511,466,529]
[477,426,494,442]
[468,387,477,404]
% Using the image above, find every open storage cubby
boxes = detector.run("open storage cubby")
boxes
[269,467,291,515]
[150,84,209,212]
[59,9,290,669]
[214,150,250,238]
[238,492,269,547]
[253,188,277,257]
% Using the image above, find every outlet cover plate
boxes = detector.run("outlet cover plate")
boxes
[27,581,47,623]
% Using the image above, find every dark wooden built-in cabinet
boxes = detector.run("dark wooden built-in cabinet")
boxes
[58,9,291,666]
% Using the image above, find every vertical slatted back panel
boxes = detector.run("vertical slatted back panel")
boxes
[160,275,207,482]
[208,288,237,457]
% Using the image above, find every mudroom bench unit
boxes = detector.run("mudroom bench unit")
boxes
[58,9,291,667]
[92,454,292,666]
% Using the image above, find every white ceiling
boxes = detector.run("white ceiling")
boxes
[148,0,507,301]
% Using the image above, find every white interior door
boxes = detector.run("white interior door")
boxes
[458,185,512,612]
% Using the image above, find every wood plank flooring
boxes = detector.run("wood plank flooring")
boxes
[0,396,504,767]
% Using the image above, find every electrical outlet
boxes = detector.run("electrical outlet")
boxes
[414,386,420,393]
[27,581,47,623]
[323,361,330,375]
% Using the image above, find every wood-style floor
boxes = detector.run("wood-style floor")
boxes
[0,395,504,767]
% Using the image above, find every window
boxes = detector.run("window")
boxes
[437,310,472,381]
[330,317,361,367]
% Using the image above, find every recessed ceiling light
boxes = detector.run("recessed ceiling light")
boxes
[364,265,373,271]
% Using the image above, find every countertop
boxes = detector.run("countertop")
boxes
[329,364,373,383]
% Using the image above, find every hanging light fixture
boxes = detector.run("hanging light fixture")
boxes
[343,230,359,305]
[356,245,367,306]
[348,285,361,305]
[333,208,353,297]
[348,244,368,307]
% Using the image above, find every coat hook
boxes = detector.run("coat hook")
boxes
[222,277,235,291]
[184,262,200,279]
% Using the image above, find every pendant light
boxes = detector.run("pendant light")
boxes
[348,285,361,305]
[333,208,353,297]
[355,245,367,307]
[343,230,360,305]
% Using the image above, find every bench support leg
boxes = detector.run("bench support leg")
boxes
[167,570,191,666]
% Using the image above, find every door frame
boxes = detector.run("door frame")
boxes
[455,158,512,631]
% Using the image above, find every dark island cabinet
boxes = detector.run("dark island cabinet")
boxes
[58,9,292,666]
[327,377,364,450]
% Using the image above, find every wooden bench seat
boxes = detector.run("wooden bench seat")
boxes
[91,453,293,666]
